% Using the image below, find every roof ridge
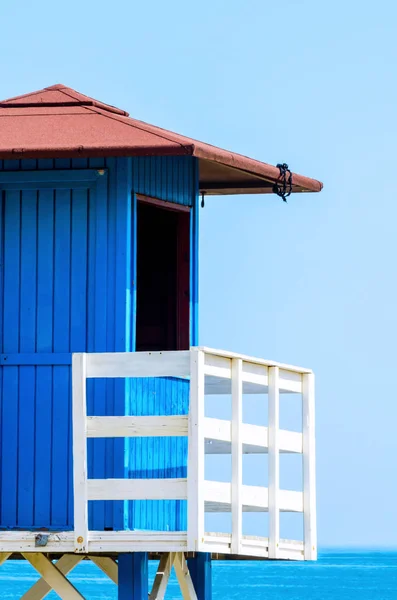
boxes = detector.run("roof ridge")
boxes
[0,84,129,117]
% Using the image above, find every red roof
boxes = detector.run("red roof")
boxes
[0,84,323,195]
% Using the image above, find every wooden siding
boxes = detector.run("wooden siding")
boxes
[0,156,198,532]
[127,377,189,531]
[131,157,194,206]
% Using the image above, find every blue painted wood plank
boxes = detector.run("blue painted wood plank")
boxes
[54,159,71,169]
[191,158,200,345]
[89,158,105,169]
[91,173,108,529]
[0,169,105,185]
[0,185,2,519]
[3,160,20,170]
[86,168,97,529]
[0,353,71,365]
[118,553,148,600]
[1,367,19,526]
[104,158,117,529]
[20,159,37,170]
[1,191,21,527]
[71,158,88,169]
[37,159,54,170]
[52,188,71,527]
[113,157,132,530]
[69,187,89,526]
[18,190,37,526]
[188,553,212,600]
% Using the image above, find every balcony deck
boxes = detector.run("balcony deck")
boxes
[0,347,316,562]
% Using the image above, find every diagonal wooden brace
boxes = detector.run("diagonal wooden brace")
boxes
[22,553,84,600]
[0,553,11,566]
[21,554,84,600]
[149,552,197,600]
[89,556,118,584]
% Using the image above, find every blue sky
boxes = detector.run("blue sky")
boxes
[1,0,396,547]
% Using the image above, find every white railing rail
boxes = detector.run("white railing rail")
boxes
[72,348,316,560]
[72,351,191,553]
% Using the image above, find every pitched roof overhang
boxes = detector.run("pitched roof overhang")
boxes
[0,84,323,196]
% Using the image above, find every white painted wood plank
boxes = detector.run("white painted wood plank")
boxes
[302,372,317,560]
[204,417,302,454]
[22,553,84,600]
[242,361,269,388]
[198,347,312,374]
[173,553,198,600]
[0,530,188,553]
[201,533,305,560]
[279,490,304,512]
[87,478,187,501]
[149,553,174,600]
[268,366,280,559]
[242,484,269,510]
[279,369,302,393]
[22,555,83,600]
[279,430,303,453]
[204,481,231,505]
[203,353,232,380]
[86,351,190,378]
[187,348,205,552]
[90,556,118,584]
[0,553,11,566]
[204,417,231,443]
[86,415,188,438]
[231,358,243,555]
[71,353,88,553]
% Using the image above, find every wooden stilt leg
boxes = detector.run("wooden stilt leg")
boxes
[90,556,118,584]
[188,553,212,600]
[22,553,84,600]
[149,553,174,600]
[173,553,198,600]
[118,552,148,599]
[0,553,11,566]
[21,554,84,600]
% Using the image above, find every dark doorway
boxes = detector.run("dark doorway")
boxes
[135,198,190,352]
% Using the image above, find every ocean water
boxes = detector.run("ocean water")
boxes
[0,550,396,599]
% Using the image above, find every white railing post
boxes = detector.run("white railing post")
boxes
[268,366,280,559]
[72,353,88,553]
[231,358,243,555]
[188,348,205,551]
[302,373,317,560]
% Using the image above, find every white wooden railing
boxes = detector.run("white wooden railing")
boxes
[72,347,316,560]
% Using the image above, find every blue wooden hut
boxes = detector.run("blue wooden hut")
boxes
[0,84,322,599]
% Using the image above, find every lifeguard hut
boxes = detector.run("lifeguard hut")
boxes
[0,84,322,599]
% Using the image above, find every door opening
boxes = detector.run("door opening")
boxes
[135,198,190,352]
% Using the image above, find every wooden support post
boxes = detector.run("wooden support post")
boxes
[0,553,11,566]
[22,553,84,600]
[118,553,148,600]
[90,555,118,584]
[268,366,280,559]
[188,553,212,600]
[302,373,317,560]
[149,553,174,600]
[173,553,198,600]
[231,358,243,555]
[188,349,205,552]
[21,554,83,600]
[72,353,89,553]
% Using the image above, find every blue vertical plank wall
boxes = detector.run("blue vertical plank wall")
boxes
[0,155,198,533]
[128,156,198,531]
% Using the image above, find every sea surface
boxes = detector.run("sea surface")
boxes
[0,550,395,598]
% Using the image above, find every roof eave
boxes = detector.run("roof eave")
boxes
[0,143,323,195]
